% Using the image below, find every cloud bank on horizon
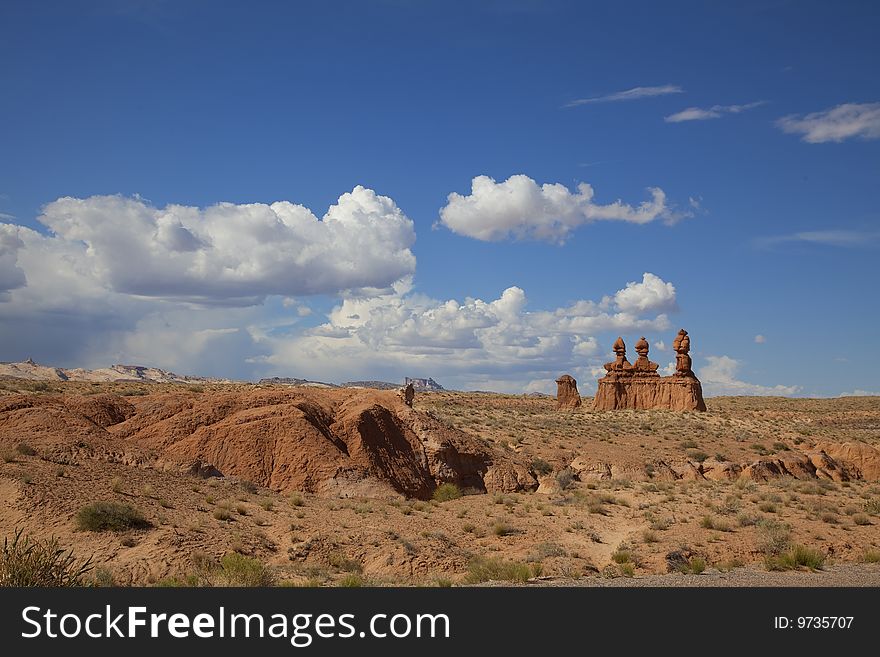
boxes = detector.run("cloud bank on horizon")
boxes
[0,186,794,396]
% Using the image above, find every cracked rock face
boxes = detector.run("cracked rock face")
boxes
[0,388,538,500]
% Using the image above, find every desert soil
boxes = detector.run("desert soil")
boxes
[2,379,879,586]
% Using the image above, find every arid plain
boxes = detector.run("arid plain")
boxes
[2,376,879,586]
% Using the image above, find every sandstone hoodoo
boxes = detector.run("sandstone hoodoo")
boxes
[593,330,707,411]
[555,374,582,409]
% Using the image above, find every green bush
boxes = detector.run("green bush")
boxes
[432,483,462,503]
[337,574,365,587]
[76,502,151,532]
[530,458,553,476]
[1,528,93,586]
[687,556,707,574]
[16,443,37,457]
[765,545,825,571]
[219,552,273,586]
[464,556,533,584]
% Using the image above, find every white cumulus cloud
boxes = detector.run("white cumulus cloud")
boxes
[30,187,416,304]
[754,334,766,344]
[611,272,678,314]
[700,355,800,396]
[252,273,678,390]
[438,174,674,242]
[777,102,880,143]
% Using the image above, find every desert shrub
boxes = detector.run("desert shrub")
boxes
[618,562,635,577]
[338,574,365,587]
[863,499,880,515]
[765,545,825,571]
[757,520,791,555]
[758,501,777,513]
[853,513,871,526]
[464,556,533,584]
[493,522,515,537]
[432,483,462,503]
[90,566,115,587]
[290,492,304,507]
[611,548,632,564]
[642,530,659,543]
[1,528,93,586]
[16,443,37,457]
[533,542,566,558]
[239,480,258,494]
[213,508,233,521]
[259,499,274,512]
[555,468,576,491]
[328,553,362,573]
[155,575,200,587]
[686,450,709,463]
[700,516,733,532]
[862,549,880,563]
[219,553,273,586]
[530,458,553,476]
[650,517,672,531]
[1,450,16,463]
[76,502,151,532]
[686,556,707,574]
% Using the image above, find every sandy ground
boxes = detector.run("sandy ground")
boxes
[2,383,879,586]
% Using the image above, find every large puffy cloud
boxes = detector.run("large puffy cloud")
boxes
[251,273,676,390]
[438,174,673,242]
[611,272,677,314]
[0,187,415,372]
[699,355,800,396]
[777,102,880,143]
[33,186,416,304]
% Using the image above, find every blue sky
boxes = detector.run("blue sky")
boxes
[1,0,878,396]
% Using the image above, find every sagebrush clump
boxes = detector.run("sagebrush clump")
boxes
[76,502,151,532]
[1,528,93,586]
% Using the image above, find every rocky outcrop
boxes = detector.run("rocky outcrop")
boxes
[564,440,880,485]
[593,332,707,411]
[555,374,582,409]
[813,441,880,480]
[0,388,537,499]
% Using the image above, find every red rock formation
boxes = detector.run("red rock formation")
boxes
[593,330,707,411]
[0,388,538,499]
[555,374,582,409]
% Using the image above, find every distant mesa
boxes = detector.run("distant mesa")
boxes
[258,376,338,388]
[404,377,445,392]
[555,374,581,409]
[0,359,222,384]
[593,330,707,411]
